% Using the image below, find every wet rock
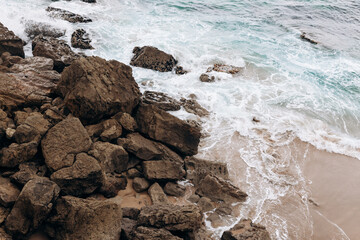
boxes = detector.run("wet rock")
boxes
[121,217,137,240]
[164,182,186,197]
[188,194,200,203]
[175,66,187,75]
[207,64,242,75]
[137,204,202,231]
[0,177,20,207]
[199,73,215,82]
[32,35,79,72]
[71,29,93,49]
[0,141,38,168]
[100,173,127,198]
[198,197,215,212]
[24,21,65,39]
[0,23,24,58]
[41,117,92,172]
[143,160,186,181]
[46,196,122,240]
[148,182,169,204]
[134,226,182,240]
[133,177,150,193]
[136,104,201,156]
[91,141,128,173]
[142,91,181,111]
[130,46,177,72]
[50,153,104,196]
[46,7,92,23]
[56,56,141,124]
[300,32,318,45]
[180,98,209,117]
[112,112,138,132]
[121,133,162,160]
[122,207,140,220]
[5,178,60,236]
[221,219,271,240]
[10,162,47,186]
[196,175,247,204]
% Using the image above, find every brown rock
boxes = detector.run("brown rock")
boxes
[46,7,92,23]
[99,119,122,141]
[142,91,181,111]
[0,141,38,168]
[175,66,187,75]
[0,23,24,57]
[196,175,247,204]
[130,46,177,72]
[300,32,318,45]
[10,162,47,186]
[198,197,215,212]
[56,56,141,124]
[199,73,215,82]
[91,141,128,173]
[41,117,92,172]
[207,64,242,75]
[164,182,186,197]
[127,168,142,179]
[0,227,12,240]
[133,177,150,193]
[122,133,162,160]
[143,160,185,181]
[121,218,137,240]
[221,219,271,240]
[10,56,54,72]
[113,112,138,132]
[136,104,201,155]
[13,123,41,144]
[71,29,93,49]
[0,206,9,225]
[46,196,122,240]
[0,177,20,207]
[100,173,127,198]
[137,204,202,231]
[187,194,200,203]
[122,207,140,220]
[148,182,169,204]
[134,226,182,240]
[180,98,209,117]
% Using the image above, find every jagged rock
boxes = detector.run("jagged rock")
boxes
[127,168,142,179]
[24,21,65,39]
[86,119,122,141]
[5,178,60,236]
[137,204,202,231]
[10,56,55,73]
[122,207,140,220]
[46,196,122,240]
[143,160,186,181]
[0,177,20,207]
[13,110,29,126]
[198,197,215,212]
[13,112,50,144]
[1,54,22,67]
[56,56,141,124]
[91,141,128,173]
[121,133,162,160]
[221,219,271,240]
[10,162,47,186]
[164,182,186,197]
[136,104,201,155]
[175,66,187,75]
[133,177,150,193]
[196,175,247,204]
[0,141,38,168]
[100,173,127,198]
[112,112,138,132]
[199,73,215,82]
[32,35,79,72]
[130,46,177,72]
[121,218,137,239]
[134,226,182,240]
[71,29,93,49]
[0,206,9,225]
[207,64,242,75]
[180,98,209,117]
[46,7,92,23]
[142,91,181,111]
[0,23,24,57]
[50,153,104,196]
[148,183,169,204]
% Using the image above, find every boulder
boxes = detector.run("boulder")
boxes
[46,196,122,240]
[180,98,209,117]
[91,141,128,173]
[100,173,127,198]
[199,73,215,83]
[127,168,142,179]
[133,177,150,193]
[86,119,122,141]
[164,182,186,197]
[207,64,242,75]
[130,46,177,72]
[148,182,169,204]
[0,177,20,207]
[122,207,140,220]
[142,160,185,181]
[175,66,187,75]
[137,204,202,231]
[121,217,137,239]
[0,23,24,57]
[56,56,141,124]
[50,153,104,196]
[0,141,38,168]
[121,133,162,160]
[10,162,47,186]
[142,91,181,111]
[32,35,79,72]
[46,7,92,23]
[10,56,55,73]
[112,112,137,132]
[71,29,93,49]
[196,175,247,204]
[134,226,182,240]
[41,117,92,172]
[135,104,201,156]
[221,219,271,240]
[197,197,215,212]
[24,21,65,39]
[5,178,60,236]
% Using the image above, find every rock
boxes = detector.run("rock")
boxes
[0,23,24,57]
[112,112,138,132]
[142,91,181,111]
[207,64,242,75]
[137,204,202,231]
[136,104,201,156]
[100,173,127,198]
[148,183,168,204]
[127,155,142,170]
[180,98,209,117]
[127,168,142,179]
[5,128,15,139]
[130,46,177,72]
[198,197,215,212]
[24,21,65,39]
[82,0,96,2]
[196,175,247,204]
[164,182,186,197]
[121,133,162,160]
[46,196,122,240]
[221,219,271,240]
[0,141,38,168]
[14,111,29,126]
[10,162,47,186]
[143,160,186,181]
[122,207,140,220]
[13,123,40,144]
[133,177,150,193]
[22,112,51,136]
[5,178,60,236]
[175,66,187,75]
[187,194,200,203]
[0,177,20,207]
[50,153,104,196]
[32,35,79,72]
[121,218,137,240]
[91,141,128,173]
[199,73,215,82]
[86,119,122,140]
[0,206,9,225]
[0,227,12,240]
[71,29,93,49]
[46,7,92,23]
[300,32,318,45]
[10,56,55,73]
[1,55,22,67]
[134,226,182,240]
[56,56,141,124]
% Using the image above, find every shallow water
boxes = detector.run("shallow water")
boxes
[2,0,360,239]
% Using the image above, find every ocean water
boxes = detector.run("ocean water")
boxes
[2,0,360,239]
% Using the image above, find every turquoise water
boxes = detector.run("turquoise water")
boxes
[2,0,360,239]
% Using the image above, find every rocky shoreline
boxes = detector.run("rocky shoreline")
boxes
[0,7,271,240]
